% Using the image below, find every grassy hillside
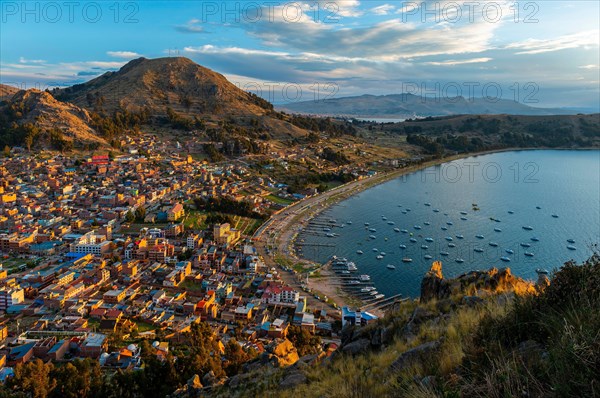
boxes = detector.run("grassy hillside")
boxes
[211,255,600,397]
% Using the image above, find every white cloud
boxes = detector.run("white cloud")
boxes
[579,64,599,69]
[424,57,493,66]
[175,19,208,33]
[18,57,46,64]
[371,4,395,15]
[107,51,142,59]
[506,31,599,55]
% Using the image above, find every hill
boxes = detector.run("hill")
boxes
[279,93,579,118]
[0,89,108,150]
[0,84,19,100]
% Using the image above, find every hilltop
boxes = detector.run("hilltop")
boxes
[0,89,108,150]
[279,93,582,118]
[0,84,19,100]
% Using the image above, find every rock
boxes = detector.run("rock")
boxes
[536,273,550,291]
[265,338,300,367]
[279,371,307,389]
[389,340,441,372]
[381,326,395,345]
[342,338,370,355]
[187,374,203,390]
[406,307,436,334]
[421,261,449,302]
[462,296,484,307]
[202,371,217,387]
[420,375,436,388]
[371,328,382,348]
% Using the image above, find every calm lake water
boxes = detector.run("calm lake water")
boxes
[296,150,600,298]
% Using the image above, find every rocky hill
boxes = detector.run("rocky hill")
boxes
[279,93,581,118]
[0,84,19,100]
[0,89,108,150]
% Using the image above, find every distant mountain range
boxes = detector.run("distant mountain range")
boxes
[279,93,591,118]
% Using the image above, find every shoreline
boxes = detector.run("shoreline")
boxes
[255,147,599,311]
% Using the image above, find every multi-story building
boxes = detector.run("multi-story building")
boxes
[0,287,25,311]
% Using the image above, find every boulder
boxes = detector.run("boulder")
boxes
[342,338,370,355]
[462,296,485,307]
[266,338,299,367]
[187,374,203,390]
[279,371,307,389]
[201,371,217,387]
[389,340,441,372]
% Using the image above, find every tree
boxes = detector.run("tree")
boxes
[287,325,322,356]
[125,211,135,223]
[223,339,251,376]
[134,207,146,222]
[8,359,56,398]
[3,145,10,157]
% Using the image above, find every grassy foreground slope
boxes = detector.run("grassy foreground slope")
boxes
[213,255,599,398]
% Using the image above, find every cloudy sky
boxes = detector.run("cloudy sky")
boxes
[1,0,599,108]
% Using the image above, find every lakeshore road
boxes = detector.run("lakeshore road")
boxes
[252,168,413,313]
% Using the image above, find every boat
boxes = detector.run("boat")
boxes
[361,287,371,293]
[476,235,485,239]
[376,255,384,260]
[399,244,407,249]
[374,294,385,299]
[409,238,417,243]
[567,239,575,244]
[406,208,411,212]
[500,256,511,262]
[424,221,431,226]
[440,251,450,256]
[489,242,498,247]
[347,221,352,224]
[441,226,448,231]
[356,250,363,255]
[455,258,465,263]
[522,226,533,231]
[372,248,378,252]
[401,229,408,233]
[460,217,468,221]
[382,216,387,220]
[359,274,371,281]
[456,234,464,239]
[445,236,453,241]
[414,225,422,230]
[552,214,559,218]
[425,202,431,206]
[380,252,386,256]
[402,210,407,214]
[567,245,577,250]
[394,228,400,232]
[424,254,433,260]
[524,252,534,257]
[536,268,549,274]
[421,245,428,249]
[447,221,453,226]
[348,280,360,285]
[364,222,370,226]
[388,221,395,225]
[474,248,484,253]
[386,264,396,270]
[433,209,440,212]
[385,238,388,241]
[531,237,539,242]
[369,228,377,232]
[326,233,335,238]
[402,258,413,263]
[448,243,456,248]
[323,227,331,232]
[505,249,514,254]
[460,211,468,215]
[369,235,376,239]
[494,228,502,232]
[520,243,531,248]
[536,206,541,209]
[340,270,350,274]
[425,237,434,242]
[369,290,379,296]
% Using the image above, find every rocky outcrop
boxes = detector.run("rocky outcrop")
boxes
[420,262,537,302]
[389,340,441,372]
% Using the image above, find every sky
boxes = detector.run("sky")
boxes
[1,0,599,108]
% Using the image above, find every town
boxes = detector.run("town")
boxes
[0,135,391,387]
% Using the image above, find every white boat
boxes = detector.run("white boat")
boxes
[361,287,371,293]
[394,228,400,232]
[494,228,502,232]
[386,264,396,270]
[359,274,371,281]
[567,245,577,250]
[447,221,453,226]
[382,216,387,221]
[433,209,440,213]
[440,251,449,256]
[372,248,378,252]
[476,235,484,239]
[347,221,352,224]
[323,227,331,232]
[567,239,575,244]
[523,226,533,231]
[455,258,465,263]
[531,237,539,242]
[401,229,408,233]
[424,254,433,260]
[524,252,534,257]
[425,203,431,206]
[474,248,484,253]
[552,214,558,218]
[399,244,407,249]
[421,245,428,249]
[448,243,456,248]
[414,225,422,230]
[441,226,448,231]
[508,210,514,214]
[520,243,531,248]
[380,252,386,256]
[326,233,335,238]
[356,250,364,255]
[445,236,453,241]
[536,268,549,274]
[369,290,379,295]
[402,258,413,263]
[425,237,434,242]
[374,294,385,299]
[409,238,417,243]
[424,221,431,226]
[348,280,360,285]
[376,255,384,260]
[505,249,514,254]
[364,222,370,226]
[369,228,377,232]
[456,234,464,239]
[460,217,468,220]
[500,256,511,262]
[369,235,377,239]
[489,242,498,247]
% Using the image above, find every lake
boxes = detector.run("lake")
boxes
[295,150,600,298]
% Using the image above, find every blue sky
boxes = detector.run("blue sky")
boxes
[1,1,599,107]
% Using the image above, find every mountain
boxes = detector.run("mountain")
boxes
[54,56,308,139]
[0,84,19,100]
[0,89,108,150]
[279,93,577,118]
